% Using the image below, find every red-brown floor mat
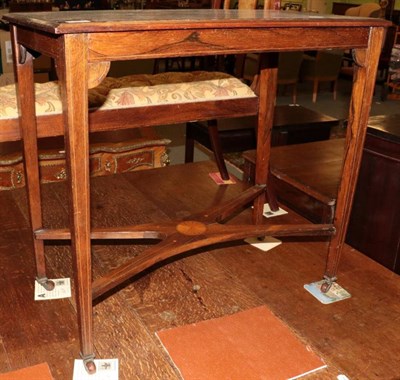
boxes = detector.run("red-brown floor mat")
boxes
[0,363,53,380]
[157,305,326,380]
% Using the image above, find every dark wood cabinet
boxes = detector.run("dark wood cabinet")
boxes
[346,115,400,274]
[186,105,338,155]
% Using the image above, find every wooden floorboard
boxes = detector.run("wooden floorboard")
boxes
[0,338,10,374]
[0,161,399,379]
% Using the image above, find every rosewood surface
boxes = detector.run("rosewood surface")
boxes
[3,9,390,372]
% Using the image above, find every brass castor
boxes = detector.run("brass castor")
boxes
[320,276,337,293]
[36,277,55,291]
[84,360,96,374]
[320,281,332,293]
[81,353,96,374]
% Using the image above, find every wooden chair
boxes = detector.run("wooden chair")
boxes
[344,2,381,18]
[241,51,304,104]
[299,50,344,103]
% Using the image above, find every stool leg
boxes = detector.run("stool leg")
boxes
[253,53,279,223]
[207,120,230,181]
[184,122,195,163]
[266,171,279,212]
[312,79,318,103]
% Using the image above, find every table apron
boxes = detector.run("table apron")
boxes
[15,27,62,59]
[87,27,370,61]
[14,26,371,61]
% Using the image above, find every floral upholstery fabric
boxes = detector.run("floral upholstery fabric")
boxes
[0,71,255,120]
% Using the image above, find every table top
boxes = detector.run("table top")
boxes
[367,114,400,143]
[3,9,390,34]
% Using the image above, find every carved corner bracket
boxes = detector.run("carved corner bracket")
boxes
[351,49,367,67]
[88,61,111,89]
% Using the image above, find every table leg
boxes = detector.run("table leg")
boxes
[59,34,96,373]
[323,27,385,291]
[11,27,55,291]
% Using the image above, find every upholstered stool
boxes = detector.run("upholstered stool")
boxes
[0,71,256,189]
[0,71,255,119]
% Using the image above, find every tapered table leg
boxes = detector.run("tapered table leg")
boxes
[59,34,96,373]
[323,28,385,291]
[11,27,54,291]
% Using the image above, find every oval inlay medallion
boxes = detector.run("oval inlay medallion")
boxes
[176,221,207,236]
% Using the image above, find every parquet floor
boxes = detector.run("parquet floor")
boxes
[0,161,399,380]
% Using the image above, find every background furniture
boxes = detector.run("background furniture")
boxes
[185,105,339,162]
[346,114,400,274]
[8,0,52,12]
[0,129,170,190]
[344,2,381,17]
[384,28,400,100]
[299,49,344,102]
[332,1,359,14]
[0,27,53,84]
[240,51,304,104]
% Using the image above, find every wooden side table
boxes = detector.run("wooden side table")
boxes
[4,9,389,373]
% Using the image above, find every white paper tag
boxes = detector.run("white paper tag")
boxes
[304,280,351,304]
[65,20,91,23]
[34,278,72,301]
[73,359,119,380]
[245,236,282,252]
[263,204,288,218]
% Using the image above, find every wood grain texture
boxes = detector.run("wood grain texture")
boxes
[3,10,389,35]
[0,339,10,374]
[0,196,79,380]
[4,9,390,377]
